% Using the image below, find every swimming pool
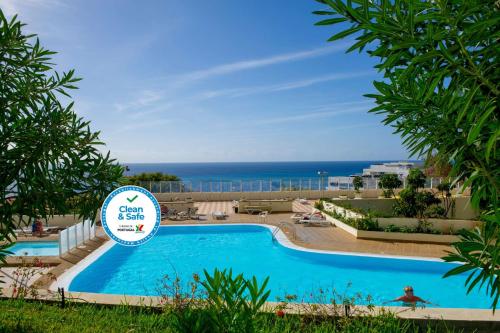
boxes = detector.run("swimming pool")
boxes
[8,241,59,256]
[64,225,490,309]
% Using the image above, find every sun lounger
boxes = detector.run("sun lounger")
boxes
[211,211,227,220]
[290,213,306,223]
[176,211,190,220]
[301,218,331,227]
[299,212,331,226]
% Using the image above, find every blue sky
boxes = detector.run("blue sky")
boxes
[3,0,409,163]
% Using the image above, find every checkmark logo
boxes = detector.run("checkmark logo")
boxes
[126,194,138,203]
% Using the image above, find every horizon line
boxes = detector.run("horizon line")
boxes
[120,159,420,165]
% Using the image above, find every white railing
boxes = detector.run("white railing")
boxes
[135,177,453,193]
[58,219,96,257]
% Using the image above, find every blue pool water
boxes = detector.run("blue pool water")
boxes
[8,242,59,256]
[69,225,490,309]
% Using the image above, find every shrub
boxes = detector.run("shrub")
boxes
[406,169,426,190]
[352,176,363,193]
[393,188,417,217]
[437,181,454,217]
[158,269,270,333]
[424,205,446,218]
[314,201,324,210]
[202,269,270,333]
[379,174,402,198]
[393,188,440,219]
[355,216,380,231]
[382,189,393,198]
[384,224,401,233]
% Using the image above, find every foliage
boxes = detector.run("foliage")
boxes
[313,0,499,308]
[352,176,363,193]
[382,189,392,199]
[0,299,459,333]
[436,182,455,217]
[378,174,402,198]
[122,172,180,185]
[424,205,446,219]
[314,200,324,210]
[157,269,270,333]
[406,169,426,191]
[201,268,271,333]
[424,154,452,177]
[7,258,56,300]
[329,200,393,218]
[392,188,417,218]
[322,205,382,231]
[393,188,440,219]
[414,191,441,219]
[444,218,500,310]
[0,10,123,247]
[320,200,453,234]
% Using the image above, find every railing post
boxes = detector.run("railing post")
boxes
[74,224,78,247]
[66,227,70,252]
[58,230,62,257]
[88,220,91,241]
[430,178,433,189]
[279,179,282,192]
[160,182,162,193]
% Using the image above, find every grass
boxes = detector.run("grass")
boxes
[0,299,461,333]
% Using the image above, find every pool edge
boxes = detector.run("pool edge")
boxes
[52,223,445,293]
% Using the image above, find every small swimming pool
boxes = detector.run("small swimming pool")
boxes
[64,225,490,309]
[8,241,59,256]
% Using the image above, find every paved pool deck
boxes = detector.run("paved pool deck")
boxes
[3,202,497,329]
[166,200,452,259]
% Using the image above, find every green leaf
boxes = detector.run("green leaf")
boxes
[315,17,347,26]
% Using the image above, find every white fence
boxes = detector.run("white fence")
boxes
[137,177,454,193]
[58,219,96,257]
[328,176,454,191]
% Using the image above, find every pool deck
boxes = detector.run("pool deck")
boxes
[5,200,499,329]
[166,200,452,259]
[16,198,452,290]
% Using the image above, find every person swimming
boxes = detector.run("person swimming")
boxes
[385,286,431,306]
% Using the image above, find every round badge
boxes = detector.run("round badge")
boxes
[101,185,161,246]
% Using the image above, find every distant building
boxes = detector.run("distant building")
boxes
[362,161,415,179]
[328,162,418,190]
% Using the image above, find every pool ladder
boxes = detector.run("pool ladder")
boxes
[272,222,296,241]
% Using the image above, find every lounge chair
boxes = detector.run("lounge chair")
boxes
[176,211,190,220]
[167,209,178,220]
[211,211,227,220]
[187,207,207,220]
[299,212,331,226]
[290,213,306,223]
[301,217,331,227]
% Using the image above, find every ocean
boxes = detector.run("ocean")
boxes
[123,161,401,182]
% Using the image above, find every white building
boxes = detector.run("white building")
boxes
[362,161,415,179]
[328,162,417,190]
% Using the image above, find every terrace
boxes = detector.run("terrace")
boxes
[164,200,451,258]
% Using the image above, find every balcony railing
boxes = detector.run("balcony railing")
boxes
[136,177,451,193]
